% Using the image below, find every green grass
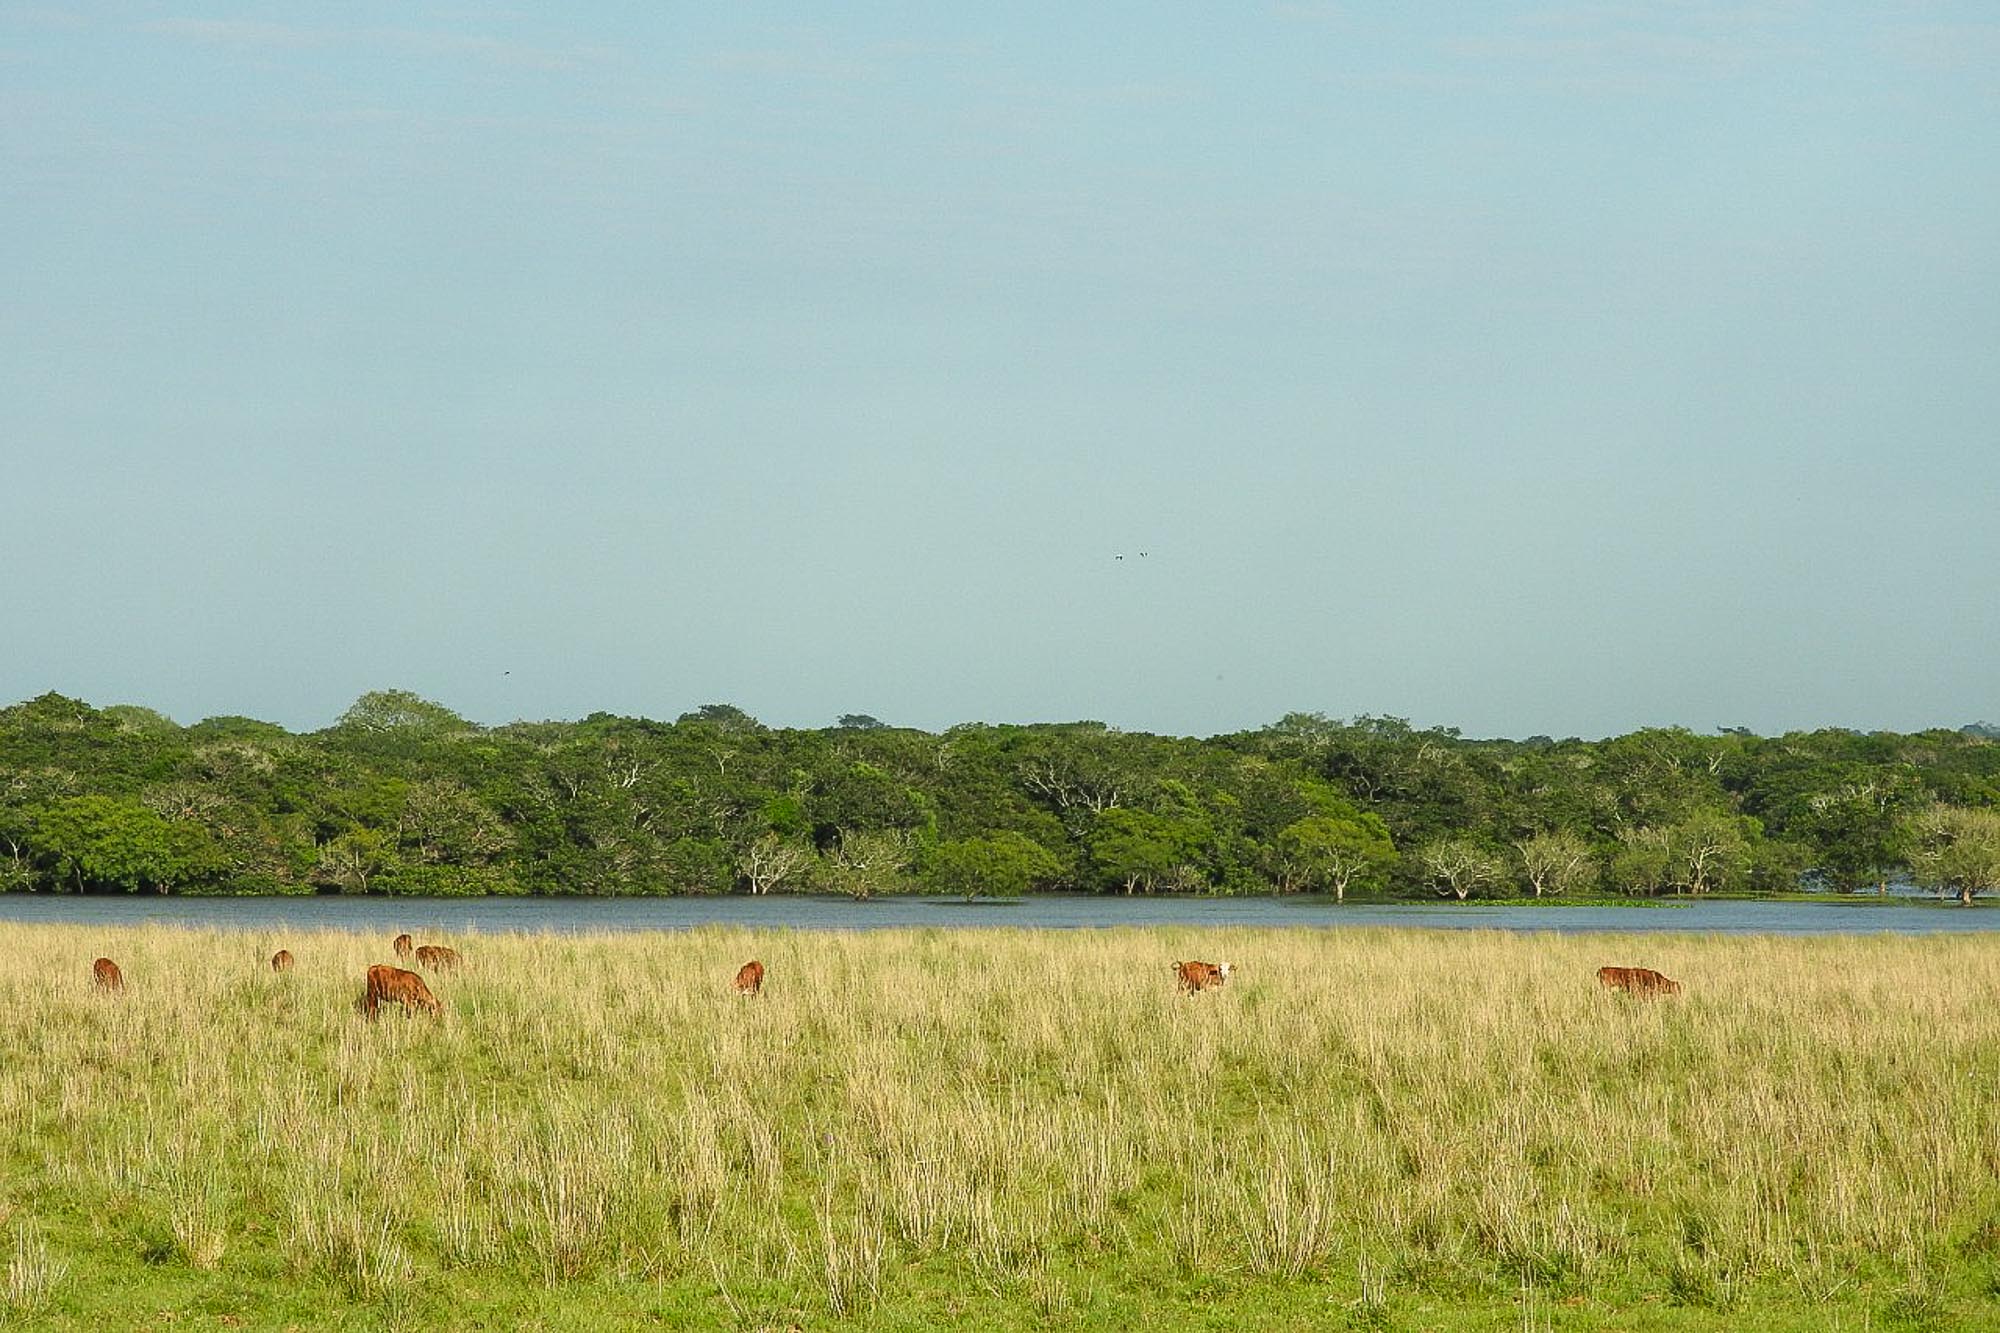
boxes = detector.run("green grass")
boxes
[2,924,1998,1329]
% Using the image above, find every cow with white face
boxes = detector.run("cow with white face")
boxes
[1173,960,1234,993]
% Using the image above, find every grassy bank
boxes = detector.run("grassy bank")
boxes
[2,925,1997,1330]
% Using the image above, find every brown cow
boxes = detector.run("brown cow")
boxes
[92,957,124,992]
[1174,960,1234,993]
[733,959,765,996]
[414,944,461,972]
[392,933,414,959]
[271,949,295,972]
[1597,965,1682,998]
[364,964,442,1018]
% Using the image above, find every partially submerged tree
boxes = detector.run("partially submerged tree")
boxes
[1088,807,1209,894]
[921,832,1063,899]
[825,828,913,900]
[1514,829,1596,897]
[1799,779,1916,893]
[1277,813,1396,900]
[739,832,811,895]
[1611,812,1759,896]
[1420,837,1505,901]
[1905,806,2000,906]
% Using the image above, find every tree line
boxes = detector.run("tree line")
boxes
[2,691,1998,902]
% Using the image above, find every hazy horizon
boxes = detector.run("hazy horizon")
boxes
[5,683,1995,746]
[6,5,1996,741]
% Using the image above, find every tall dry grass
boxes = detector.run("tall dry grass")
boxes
[0,922,1995,1319]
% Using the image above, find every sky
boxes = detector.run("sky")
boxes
[3,2,1996,740]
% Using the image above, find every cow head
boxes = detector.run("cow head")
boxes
[1218,962,1234,982]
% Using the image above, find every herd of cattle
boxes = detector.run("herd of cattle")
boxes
[83,933,767,1017]
[82,945,1684,1009]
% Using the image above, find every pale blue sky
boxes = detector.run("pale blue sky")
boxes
[4,3,1996,737]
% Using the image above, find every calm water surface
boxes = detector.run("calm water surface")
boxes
[1,894,1995,936]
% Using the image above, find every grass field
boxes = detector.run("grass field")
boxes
[1,923,1997,1330]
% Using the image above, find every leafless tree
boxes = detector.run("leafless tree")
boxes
[1421,838,1505,901]
[1514,830,1596,897]
[0,833,31,891]
[398,779,512,864]
[740,833,810,895]
[1019,757,1122,814]
[827,828,913,900]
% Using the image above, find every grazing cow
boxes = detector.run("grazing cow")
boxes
[92,957,124,992]
[364,964,442,1018]
[1174,960,1234,993]
[733,959,765,996]
[271,949,295,972]
[392,933,414,959]
[414,944,461,972]
[1597,965,1682,998]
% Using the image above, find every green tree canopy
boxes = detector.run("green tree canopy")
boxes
[676,703,764,732]
[1513,829,1597,898]
[921,832,1063,899]
[1611,811,1761,896]
[29,795,215,892]
[1088,807,1210,894]
[1905,806,2000,906]
[1276,813,1396,899]
[336,690,476,736]
[13,690,2000,901]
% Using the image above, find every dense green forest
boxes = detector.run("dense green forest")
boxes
[3,690,1998,901]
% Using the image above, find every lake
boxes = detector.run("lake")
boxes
[0,893,1995,935]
